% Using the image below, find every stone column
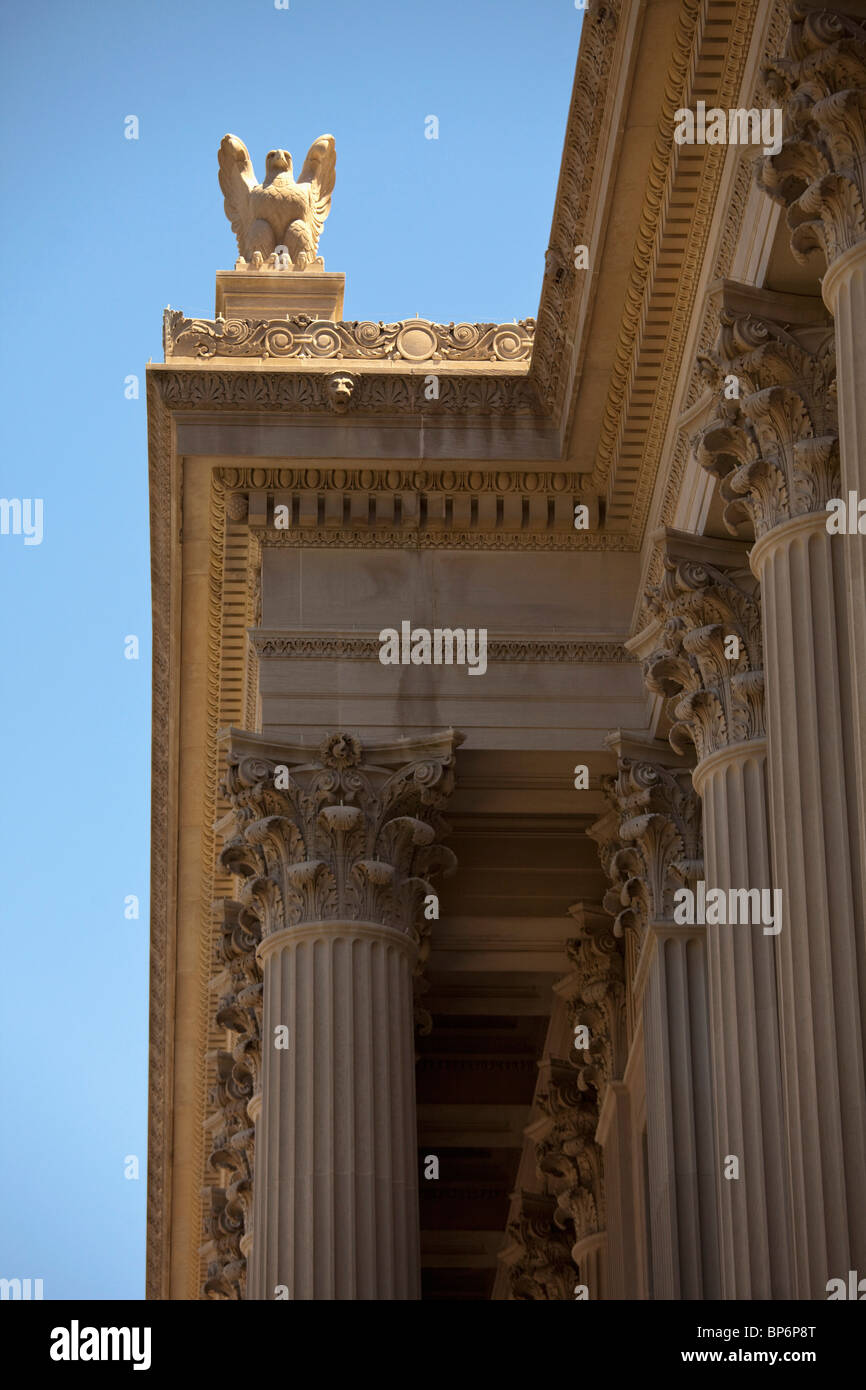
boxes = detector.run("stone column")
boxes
[219,728,462,1300]
[591,748,719,1299]
[698,285,866,1294]
[644,537,793,1298]
[758,1,866,899]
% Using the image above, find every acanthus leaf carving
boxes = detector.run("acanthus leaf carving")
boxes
[643,556,765,761]
[697,307,839,537]
[757,4,866,267]
[590,758,703,933]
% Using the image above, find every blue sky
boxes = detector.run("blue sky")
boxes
[0,0,581,1299]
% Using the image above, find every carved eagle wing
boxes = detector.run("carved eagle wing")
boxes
[298,135,337,250]
[218,134,257,249]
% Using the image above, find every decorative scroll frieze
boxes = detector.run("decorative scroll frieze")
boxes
[643,556,765,761]
[202,899,262,1299]
[697,307,839,537]
[501,1191,577,1301]
[164,309,535,364]
[589,759,703,935]
[757,4,866,267]
[218,730,460,949]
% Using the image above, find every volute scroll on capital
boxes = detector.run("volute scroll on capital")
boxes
[643,555,766,763]
[697,302,839,539]
[756,3,866,268]
[590,758,703,934]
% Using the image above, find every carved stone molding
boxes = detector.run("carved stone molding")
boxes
[223,467,621,549]
[164,310,535,364]
[221,465,580,495]
[535,1060,605,1264]
[757,3,866,267]
[533,0,622,415]
[218,730,461,955]
[643,551,766,762]
[590,758,703,934]
[250,630,633,665]
[501,1190,577,1301]
[697,296,839,538]
[154,366,542,417]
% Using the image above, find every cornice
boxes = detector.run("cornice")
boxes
[637,0,793,611]
[532,0,624,416]
[589,0,703,493]
[220,464,627,550]
[145,377,174,1300]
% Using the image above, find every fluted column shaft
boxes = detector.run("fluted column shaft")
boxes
[752,514,866,1294]
[573,1234,606,1299]
[639,924,719,1299]
[823,240,866,906]
[693,740,792,1298]
[250,921,420,1300]
[596,1082,638,1299]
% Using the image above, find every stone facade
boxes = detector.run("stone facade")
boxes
[147,0,866,1299]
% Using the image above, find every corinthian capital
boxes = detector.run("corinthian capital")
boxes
[696,284,839,537]
[535,1060,605,1256]
[501,1191,577,1301]
[643,534,765,761]
[590,755,703,933]
[756,3,866,267]
[218,729,462,950]
[561,905,626,1095]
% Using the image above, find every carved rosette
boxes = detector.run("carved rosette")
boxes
[202,899,262,1300]
[534,1061,605,1268]
[757,4,866,267]
[697,311,839,537]
[218,730,461,959]
[643,558,766,763]
[503,1191,578,1301]
[590,759,703,934]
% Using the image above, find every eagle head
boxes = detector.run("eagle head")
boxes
[265,148,293,179]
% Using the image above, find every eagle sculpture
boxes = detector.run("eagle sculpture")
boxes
[218,133,337,269]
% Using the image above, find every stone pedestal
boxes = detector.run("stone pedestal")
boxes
[215,267,346,320]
